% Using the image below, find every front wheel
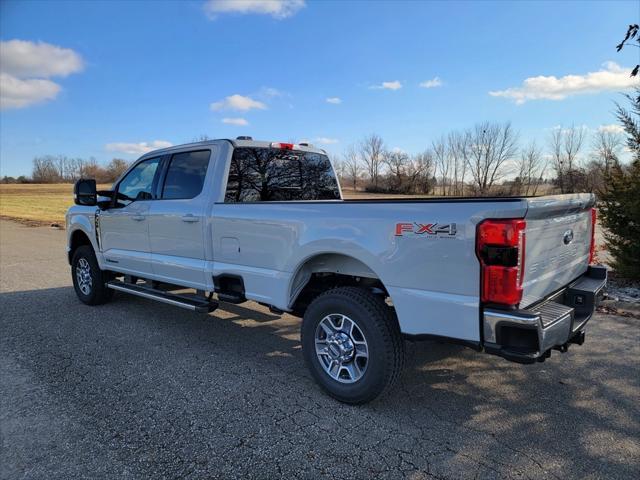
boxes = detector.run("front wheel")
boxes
[71,245,113,305]
[301,287,404,404]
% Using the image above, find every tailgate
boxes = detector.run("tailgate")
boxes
[521,194,595,307]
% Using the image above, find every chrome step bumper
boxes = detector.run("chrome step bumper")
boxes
[483,266,607,364]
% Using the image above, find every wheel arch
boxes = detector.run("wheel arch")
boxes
[68,228,93,264]
[288,252,392,316]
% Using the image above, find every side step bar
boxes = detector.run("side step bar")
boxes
[106,281,218,313]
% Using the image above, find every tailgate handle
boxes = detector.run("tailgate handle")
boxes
[181,214,199,223]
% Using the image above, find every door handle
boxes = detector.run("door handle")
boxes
[132,215,146,221]
[181,214,199,223]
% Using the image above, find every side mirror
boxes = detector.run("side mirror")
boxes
[74,179,97,206]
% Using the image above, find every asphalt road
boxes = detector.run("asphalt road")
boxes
[1,219,638,479]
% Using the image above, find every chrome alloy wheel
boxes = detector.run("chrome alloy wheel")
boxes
[76,257,93,295]
[315,314,369,383]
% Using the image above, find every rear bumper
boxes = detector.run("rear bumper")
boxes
[482,265,607,364]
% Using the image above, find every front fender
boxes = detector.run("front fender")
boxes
[66,207,101,265]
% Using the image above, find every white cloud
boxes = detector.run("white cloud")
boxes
[598,124,624,134]
[210,94,267,111]
[105,140,173,155]
[0,39,84,78]
[0,73,60,109]
[260,86,284,98]
[370,80,402,90]
[0,39,84,110]
[490,62,639,104]
[326,97,342,104]
[315,137,339,145]
[204,0,305,19]
[222,117,249,126]
[419,77,442,88]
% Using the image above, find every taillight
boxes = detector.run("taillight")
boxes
[476,219,526,306]
[589,208,596,264]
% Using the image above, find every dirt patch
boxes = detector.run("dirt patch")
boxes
[597,303,640,319]
[0,215,62,228]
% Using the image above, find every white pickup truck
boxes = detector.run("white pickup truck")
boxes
[67,138,606,403]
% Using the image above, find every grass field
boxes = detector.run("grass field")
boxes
[0,184,110,225]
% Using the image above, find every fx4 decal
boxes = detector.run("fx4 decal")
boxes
[395,222,457,237]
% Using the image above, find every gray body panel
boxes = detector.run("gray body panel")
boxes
[66,140,594,343]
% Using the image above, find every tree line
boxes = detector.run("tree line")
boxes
[332,121,625,197]
[0,123,626,196]
[1,156,130,184]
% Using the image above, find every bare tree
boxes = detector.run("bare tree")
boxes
[383,149,409,191]
[584,130,623,194]
[548,125,586,193]
[448,130,469,195]
[515,141,547,195]
[592,129,623,176]
[32,156,60,183]
[65,158,83,181]
[331,157,349,190]
[54,156,68,180]
[407,150,435,194]
[342,145,362,191]
[30,155,129,184]
[193,134,212,142]
[548,127,565,192]
[106,158,129,181]
[432,136,449,195]
[564,125,586,171]
[359,134,384,188]
[467,122,519,195]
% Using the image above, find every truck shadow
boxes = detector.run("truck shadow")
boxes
[1,286,638,478]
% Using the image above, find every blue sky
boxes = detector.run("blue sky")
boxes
[0,0,638,177]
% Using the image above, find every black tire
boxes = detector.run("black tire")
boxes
[301,286,405,404]
[71,245,113,305]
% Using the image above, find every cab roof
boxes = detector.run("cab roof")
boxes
[140,138,327,158]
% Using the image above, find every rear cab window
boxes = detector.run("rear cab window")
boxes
[224,147,340,202]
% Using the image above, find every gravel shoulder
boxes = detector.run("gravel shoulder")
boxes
[1,219,638,479]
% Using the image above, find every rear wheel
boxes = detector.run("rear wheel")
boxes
[301,286,404,404]
[71,245,113,305]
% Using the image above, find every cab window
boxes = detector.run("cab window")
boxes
[116,157,160,205]
[161,150,211,200]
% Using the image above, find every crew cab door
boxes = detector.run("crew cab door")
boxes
[147,149,212,288]
[99,156,161,276]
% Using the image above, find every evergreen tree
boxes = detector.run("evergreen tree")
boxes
[600,88,640,279]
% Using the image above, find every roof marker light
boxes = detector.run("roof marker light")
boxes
[271,142,295,150]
